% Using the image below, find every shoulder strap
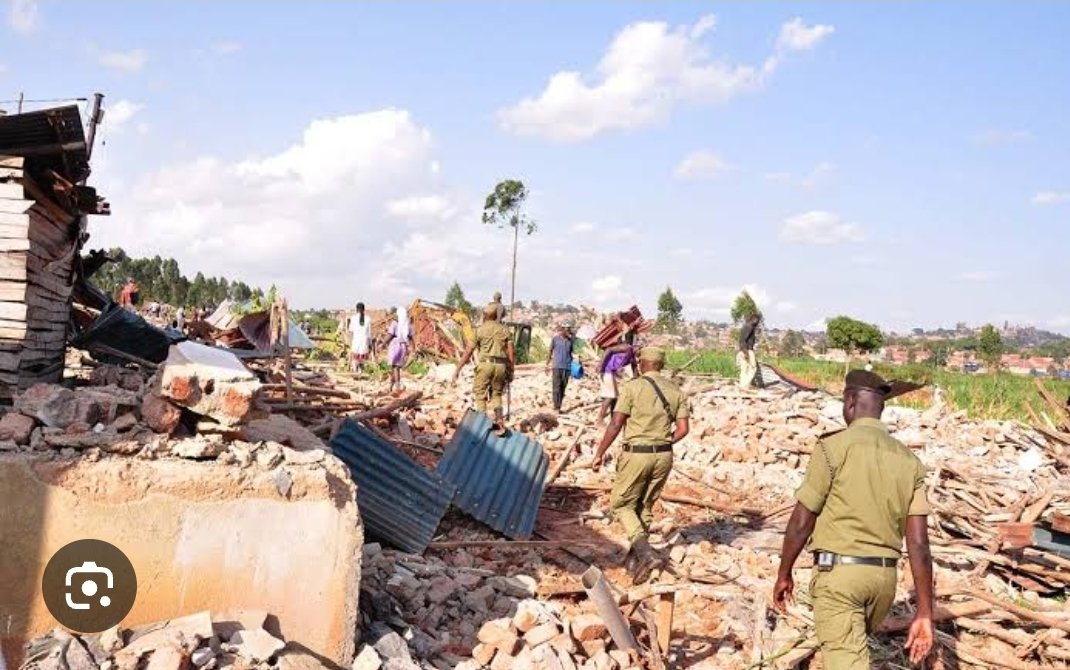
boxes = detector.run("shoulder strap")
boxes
[642,376,676,422]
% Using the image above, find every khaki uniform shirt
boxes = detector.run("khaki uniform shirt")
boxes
[796,418,931,559]
[476,321,510,359]
[616,373,690,446]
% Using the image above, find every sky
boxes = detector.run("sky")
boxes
[2,1,1068,333]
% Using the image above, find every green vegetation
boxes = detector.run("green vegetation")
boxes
[730,290,762,325]
[482,179,536,310]
[656,287,683,331]
[826,315,884,355]
[665,348,1070,421]
[94,247,261,308]
[779,330,807,358]
[979,323,1004,367]
[444,281,476,318]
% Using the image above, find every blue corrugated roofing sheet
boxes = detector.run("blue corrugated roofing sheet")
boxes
[331,420,453,553]
[437,410,549,539]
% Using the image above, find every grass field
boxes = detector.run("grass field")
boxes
[666,349,1070,422]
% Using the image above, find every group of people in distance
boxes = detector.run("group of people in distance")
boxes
[344,302,413,393]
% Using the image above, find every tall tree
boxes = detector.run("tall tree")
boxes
[978,324,1004,369]
[778,330,807,358]
[482,179,536,317]
[444,281,474,316]
[730,290,763,325]
[826,315,884,373]
[656,287,684,331]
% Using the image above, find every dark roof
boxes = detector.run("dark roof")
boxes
[0,105,89,183]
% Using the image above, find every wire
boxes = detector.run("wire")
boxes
[0,97,89,104]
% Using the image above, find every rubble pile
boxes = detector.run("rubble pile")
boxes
[21,611,332,670]
[329,363,1070,669]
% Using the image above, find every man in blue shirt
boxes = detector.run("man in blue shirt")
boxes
[545,322,575,413]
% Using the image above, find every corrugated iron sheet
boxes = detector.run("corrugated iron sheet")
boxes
[0,105,89,182]
[331,420,453,553]
[437,410,549,539]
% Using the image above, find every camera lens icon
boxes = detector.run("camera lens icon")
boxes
[43,540,137,633]
[65,561,115,610]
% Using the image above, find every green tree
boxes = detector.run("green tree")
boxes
[978,324,1004,369]
[730,290,763,325]
[482,179,536,318]
[656,287,683,331]
[444,281,474,316]
[826,315,884,372]
[778,330,806,358]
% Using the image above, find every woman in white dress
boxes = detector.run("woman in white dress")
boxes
[348,302,372,373]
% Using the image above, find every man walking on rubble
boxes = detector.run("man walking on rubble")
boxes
[453,304,515,428]
[737,313,760,388]
[546,322,574,413]
[773,370,935,669]
[592,347,690,585]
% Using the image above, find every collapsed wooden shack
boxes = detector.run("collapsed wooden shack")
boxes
[0,106,108,398]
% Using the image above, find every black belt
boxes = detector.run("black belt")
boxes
[623,444,672,454]
[814,552,897,569]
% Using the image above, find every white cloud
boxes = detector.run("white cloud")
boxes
[591,275,626,306]
[103,100,145,134]
[0,63,8,75]
[972,128,1032,146]
[956,271,1000,282]
[93,47,148,73]
[498,15,833,142]
[211,41,242,56]
[570,222,597,234]
[385,194,458,221]
[1032,191,1070,206]
[780,210,864,245]
[776,17,835,51]
[775,301,799,313]
[8,0,38,34]
[849,254,879,266]
[674,150,732,179]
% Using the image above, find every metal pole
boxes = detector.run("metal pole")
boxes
[85,92,105,161]
[17,92,24,114]
[581,565,639,651]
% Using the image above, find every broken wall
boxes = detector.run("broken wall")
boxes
[0,451,363,669]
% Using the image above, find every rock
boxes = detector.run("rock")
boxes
[0,412,36,444]
[101,439,144,455]
[100,625,126,654]
[512,600,544,633]
[580,639,606,659]
[157,342,261,427]
[242,415,326,452]
[172,436,226,460]
[16,384,79,428]
[274,468,294,497]
[471,643,496,667]
[351,646,383,670]
[488,650,514,670]
[192,648,216,667]
[367,623,414,665]
[477,620,520,655]
[523,623,559,648]
[572,615,608,642]
[142,394,182,434]
[256,442,284,469]
[608,650,631,668]
[275,651,330,670]
[230,629,285,662]
[146,645,190,670]
[486,575,537,599]
[113,412,139,433]
[426,576,456,604]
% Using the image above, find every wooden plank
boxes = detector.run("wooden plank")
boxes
[0,212,29,226]
[0,183,24,199]
[0,281,27,302]
[0,157,25,168]
[0,302,28,321]
[0,199,33,215]
[22,176,76,223]
[28,206,75,245]
[0,224,30,239]
[0,167,24,179]
[0,238,30,252]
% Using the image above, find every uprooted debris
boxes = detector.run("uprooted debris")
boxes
[20,611,332,670]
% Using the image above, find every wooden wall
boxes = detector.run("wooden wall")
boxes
[0,156,79,398]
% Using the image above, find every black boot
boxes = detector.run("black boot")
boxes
[629,534,658,585]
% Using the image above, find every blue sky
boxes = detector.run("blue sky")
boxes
[2,1,1068,333]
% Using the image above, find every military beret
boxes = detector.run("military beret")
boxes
[638,347,665,363]
[844,369,892,396]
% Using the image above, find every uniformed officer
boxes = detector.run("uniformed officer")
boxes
[592,347,690,584]
[488,291,507,321]
[773,370,935,669]
[453,304,515,422]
